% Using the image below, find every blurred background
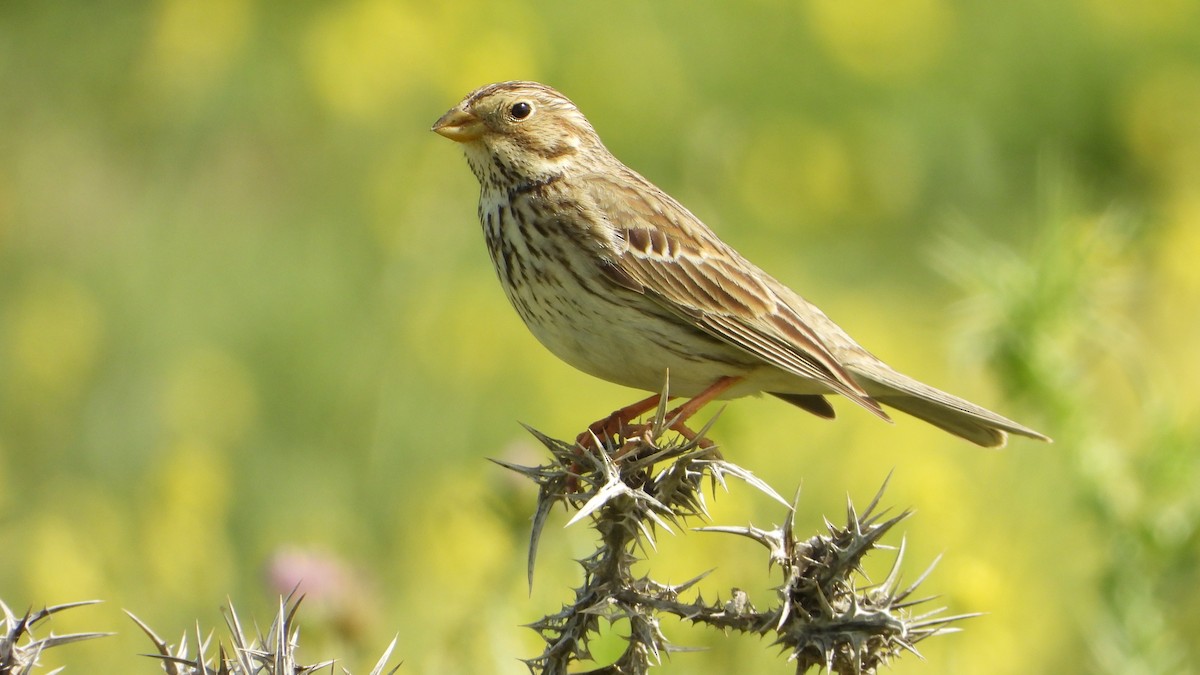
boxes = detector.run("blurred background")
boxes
[2,0,1199,672]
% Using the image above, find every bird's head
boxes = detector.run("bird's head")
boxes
[432,81,606,187]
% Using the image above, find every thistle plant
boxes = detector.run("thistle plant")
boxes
[0,600,109,675]
[127,597,399,675]
[495,384,971,674]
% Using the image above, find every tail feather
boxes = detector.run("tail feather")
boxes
[846,364,1051,448]
[770,392,837,419]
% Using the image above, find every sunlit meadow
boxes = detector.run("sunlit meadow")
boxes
[1,0,1198,672]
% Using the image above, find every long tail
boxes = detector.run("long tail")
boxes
[845,363,1051,448]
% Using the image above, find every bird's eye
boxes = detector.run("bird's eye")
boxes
[510,101,533,120]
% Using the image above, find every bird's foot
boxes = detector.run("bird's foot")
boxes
[575,392,668,449]
[565,377,740,491]
[568,392,667,493]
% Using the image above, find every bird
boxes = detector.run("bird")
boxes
[431,80,1049,448]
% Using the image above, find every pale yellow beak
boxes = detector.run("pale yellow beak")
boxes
[431,107,484,142]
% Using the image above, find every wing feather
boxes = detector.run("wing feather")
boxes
[587,170,889,421]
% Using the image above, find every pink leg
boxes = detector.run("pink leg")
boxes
[576,391,673,448]
[662,376,740,434]
[568,377,741,490]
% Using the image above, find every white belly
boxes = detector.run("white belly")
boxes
[479,189,823,399]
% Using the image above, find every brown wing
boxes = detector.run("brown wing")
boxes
[586,169,889,421]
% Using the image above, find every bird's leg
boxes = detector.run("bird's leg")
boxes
[662,375,741,443]
[613,375,742,462]
[568,377,739,491]
[576,391,673,450]
[567,392,672,493]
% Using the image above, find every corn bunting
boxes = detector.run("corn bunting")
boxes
[432,81,1049,448]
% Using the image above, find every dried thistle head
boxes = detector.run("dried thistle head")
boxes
[0,599,109,675]
[703,478,974,673]
[492,380,788,589]
[126,596,399,675]
[498,381,974,674]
